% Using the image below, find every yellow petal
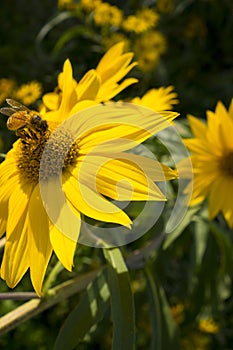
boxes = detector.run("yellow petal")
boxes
[27,184,53,296]
[7,181,34,238]
[187,114,207,138]
[0,211,29,288]
[0,156,18,186]
[50,221,78,271]
[73,153,170,201]
[96,42,125,73]
[73,103,178,154]
[208,176,226,220]
[42,92,61,111]
[97,78,138,102]
[40,175,81,243]
[0,174,20,236]
[58,59,78,122]
[63,171,132,227]
[76,69,101,101]
[97,54,137,84]
[132,86,179,112]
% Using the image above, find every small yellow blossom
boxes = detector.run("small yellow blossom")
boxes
[134,30,167,72]
[156,0,175,13]
[94,2,123,27]
[58,0,74,9]
[170,303,185,325]
[181,331,210,350]
[185,16,207,39]
[198,319,219,334]
[122,8,159,34]
[0,78,16,105]
[14,81,42,106]
[102,33,130,51]
[81,0,102,12]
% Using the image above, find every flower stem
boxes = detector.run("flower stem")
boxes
[42,261,64,293]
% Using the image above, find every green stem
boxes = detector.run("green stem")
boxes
[43,261,64,293]
[0,269,100,336]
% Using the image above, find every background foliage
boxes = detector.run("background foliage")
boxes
[0,0,233,349]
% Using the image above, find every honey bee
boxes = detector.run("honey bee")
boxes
[0,99,48,140]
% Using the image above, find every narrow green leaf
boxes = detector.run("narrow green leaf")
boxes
[104,248,135,350]
[194,219,209,268]
[36,12,73,45]
[210,222,233,275]
[145,265,180,350]
[54,269,110,350]
[145,266,162,350]
[158,283,180,349]
[163,205,200,249]
[53,26,101,53]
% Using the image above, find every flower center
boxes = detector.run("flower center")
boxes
[219,152,233,177]
[17,122,79,182]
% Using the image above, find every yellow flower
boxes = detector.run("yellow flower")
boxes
[42,42,138,110]
[198,319,219,334]
[131,86,179,112]
[14,81,42,106]
[156,0,175,14]
[184,99,233,227]
[81,0,102,12]
[0,78,16,104]
[185,16,207,39]
[170,303,185,325]
[133,31,167,72]
[0,59,178,296]
[58,0,74,10]
[93,2,123,27]
[122,8,159,34]
[102,33,130,51]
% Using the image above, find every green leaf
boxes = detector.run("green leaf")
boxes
[104,248,135,350]
[163,205,200,249]
[193,219,209,268]
[53,26,101,54]
[36,12,73,45]
[145,265,180,350]
[145,266,162,350]
[54,269,110,350]
[210,222,233,275]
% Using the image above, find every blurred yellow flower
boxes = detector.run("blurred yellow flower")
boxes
[122,8,159,34]
[181,331,210,350]
[0,57,178,296]
[185,16,207,39]
[184,99,233,228]
[58,0,74,10]
[132,86,178,112]
[81,0,102,12]
[93,2,123,27]
[14,81,42,106]
[0,78,16,104]
[102,33,130,51]
[198,319,219,334]
[156,0,175,13]
[170,303,185,324]
[134,31,167,72]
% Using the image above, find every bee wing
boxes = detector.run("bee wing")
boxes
[0,107,16,116]
[6,98,29,111]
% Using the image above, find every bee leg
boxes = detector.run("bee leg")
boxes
[16,127,33,140]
